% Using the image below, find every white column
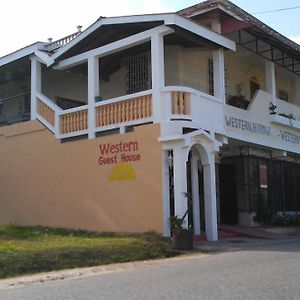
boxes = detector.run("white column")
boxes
[151,33,165,123]
[203,155,218,241]
[173,147,188,224]
[30,57,41,120]
[191,153,201,235]
[162,150,171,236]
[88,56,100,139]
[265,60,277,106]
[213,48,225,103]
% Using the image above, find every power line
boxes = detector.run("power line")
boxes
[252,6,300,15]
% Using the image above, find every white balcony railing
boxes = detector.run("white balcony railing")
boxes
[35,90,153,139]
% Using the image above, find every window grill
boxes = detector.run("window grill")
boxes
[122,52,151,94]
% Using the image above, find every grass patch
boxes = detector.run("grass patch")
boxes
[0,225,179,279]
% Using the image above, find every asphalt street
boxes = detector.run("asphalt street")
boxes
[0,239,300,300]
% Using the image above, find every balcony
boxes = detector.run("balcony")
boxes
[36,90,153,139]
[34,84,227,140]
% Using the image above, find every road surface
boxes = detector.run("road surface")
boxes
[1,239,300,300]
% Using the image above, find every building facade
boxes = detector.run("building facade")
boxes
[0,0,300,241]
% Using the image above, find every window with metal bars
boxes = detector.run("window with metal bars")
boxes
[122,52,151,94]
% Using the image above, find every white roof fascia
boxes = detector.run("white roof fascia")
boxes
[50,14,175,64]
[34,50,52,65]
[51,13,235,65]
[55,25,174,70]
[0,42,45,67]
[187,4,244,22]
[170,14,236,51]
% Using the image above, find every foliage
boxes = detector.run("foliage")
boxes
[253,195,300,226]
[0,225,179,279]
[253,194,277,225]
[272,214,300,226]
[169,215,192,234]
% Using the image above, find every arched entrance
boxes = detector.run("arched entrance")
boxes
[163,129,222,241]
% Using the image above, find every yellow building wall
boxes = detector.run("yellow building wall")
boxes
[0,121,163,233]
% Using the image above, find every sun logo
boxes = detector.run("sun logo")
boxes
[109,163,137,181]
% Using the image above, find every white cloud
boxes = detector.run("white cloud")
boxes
[288,35,300,46]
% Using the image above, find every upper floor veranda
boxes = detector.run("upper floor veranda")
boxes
[1,7,300,154]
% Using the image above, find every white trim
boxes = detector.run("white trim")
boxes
[171,114,192,120]
[30,58,41,120]
[0,43,45,67]
[270,114,300,130]
[58,129,89,139]
[58,105,88,116]
[95,90,152,108]
[186,4,244,22]
[172,14,236,51]
[36,115,56,133]
[34,50,51,65]
[151,32,165,122]
[162,85,223,104]
[55,26,173,70]
[191,152,201,235]
[36,92,62,113]
[50,14,175,63]
[162,150,171,236]
[51,13,235,67]
[88,56,99,139]
[95,118,153,133]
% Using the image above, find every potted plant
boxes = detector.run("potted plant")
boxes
[169,215,193,250]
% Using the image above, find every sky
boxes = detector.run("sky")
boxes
[1,0,300,57]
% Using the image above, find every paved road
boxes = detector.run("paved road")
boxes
[1,239,300,300]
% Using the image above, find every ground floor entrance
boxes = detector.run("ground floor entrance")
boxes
[219,143,300,226]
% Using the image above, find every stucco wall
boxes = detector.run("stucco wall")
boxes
[224,46,266,101]
[165,45,212,94]
[0,122,163,233]
[42,69,88,103]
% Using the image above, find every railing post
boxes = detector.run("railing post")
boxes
[30,57,41,120]
[88,56,100,139]
[151,32,165,122]
[55,113,60,138]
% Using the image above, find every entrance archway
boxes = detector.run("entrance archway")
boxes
[163,129,222,241]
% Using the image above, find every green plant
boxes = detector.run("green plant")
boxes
[169,215,191,234]
[272,213,300,226]
[253,194,277,225]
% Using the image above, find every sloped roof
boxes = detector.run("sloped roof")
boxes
[178,0,300,59]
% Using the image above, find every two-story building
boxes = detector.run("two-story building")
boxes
[1,0,299,241]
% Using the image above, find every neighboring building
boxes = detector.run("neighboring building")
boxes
[0,0,300,241]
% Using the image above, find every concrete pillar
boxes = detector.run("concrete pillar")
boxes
[173,147,188,225]
[203,154,218,241]
[88,56,100,139]
[265,60,277,106]
[213,48,225,103]
[151,33,165,122]
[30,57,42,120]
[162,150,171,236]
[191,152,201,235]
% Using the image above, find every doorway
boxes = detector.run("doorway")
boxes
[219,163,238,224]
